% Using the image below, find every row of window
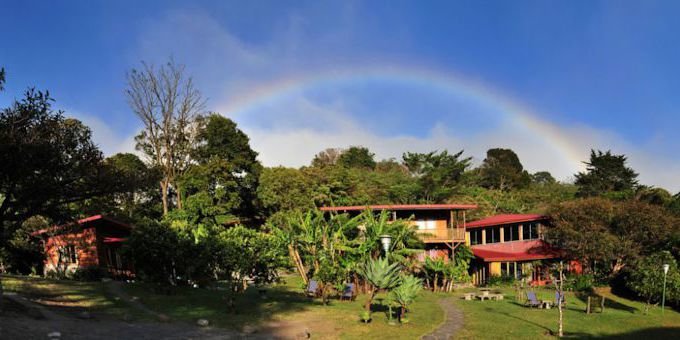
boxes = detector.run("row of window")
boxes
[469,223,540,245]
[500,261,524,279]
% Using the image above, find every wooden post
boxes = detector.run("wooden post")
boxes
[601,296,606,312]
[586,297,591,314]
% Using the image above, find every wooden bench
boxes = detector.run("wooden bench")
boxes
[586,296,606,314]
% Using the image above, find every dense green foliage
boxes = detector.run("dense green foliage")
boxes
[337,146,377,169]
[546,198,679,278]
[575,150,639,197]
[479,148,531,190]
[626,251,680,313]
[403,150,471,202]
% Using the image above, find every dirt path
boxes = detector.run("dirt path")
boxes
[1,288,313,339]
[421,297,464,340]
[1,291,248,339]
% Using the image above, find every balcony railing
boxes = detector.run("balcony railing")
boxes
[416,228,466,242]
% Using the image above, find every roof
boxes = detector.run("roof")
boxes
[31,215,131,237]
[471,240,560,261]
[319,204,478,212]
[466,214,548,229]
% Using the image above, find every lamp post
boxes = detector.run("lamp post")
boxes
[662,263,670,315]
[379,234,392,257]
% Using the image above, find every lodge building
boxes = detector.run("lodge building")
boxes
[320,204,568,286]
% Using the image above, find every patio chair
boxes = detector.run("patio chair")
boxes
[525,291,542,308]
[305,280,319,297]
[340,283,355,301]
[555,292,566,307]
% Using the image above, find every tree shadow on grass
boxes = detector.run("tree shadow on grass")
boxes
[563,327,680,339]
[484,307,554,334]
[574,292,638,314]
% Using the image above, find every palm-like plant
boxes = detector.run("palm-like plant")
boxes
[357,257,403,312]
[424,257,447,292]
[390,275,423,322]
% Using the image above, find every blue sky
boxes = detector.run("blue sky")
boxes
[1,1,679,191]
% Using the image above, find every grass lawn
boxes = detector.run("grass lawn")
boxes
[123,274,445,339]
[453,286,680,339]
[1,274,132,317]
[6,273,680,339]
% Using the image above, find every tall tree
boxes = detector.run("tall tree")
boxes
[190,114,262,219]
[311,148,343,167]
[575,149,638,197]
[402,150,471,203]
[258,167,316,216]
[126,59,205,215]
[0,89,112,233]
[337,146,376,169]
[479,148,531,190]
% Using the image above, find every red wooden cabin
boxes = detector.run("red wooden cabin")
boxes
[32,215,134,279]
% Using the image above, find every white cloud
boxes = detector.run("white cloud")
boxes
[68,111,138,157]
[117,8,680,193]
[238,100,680,193]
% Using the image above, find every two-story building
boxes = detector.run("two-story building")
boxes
[319,204,477,258]
[320,205,573,286]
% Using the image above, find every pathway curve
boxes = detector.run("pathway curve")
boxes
[422,297,464,340]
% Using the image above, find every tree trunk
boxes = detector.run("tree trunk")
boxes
[160,180,169,215]
[176,184,183,210]
[288,245,308,285]
[554,261,564,337]
[364,288,376,312]
[434,274,438,292]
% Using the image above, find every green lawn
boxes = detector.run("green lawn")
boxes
[5,274,680,339]
[1,274,132,317]
[453,286,680,339]
[123,275,445,339]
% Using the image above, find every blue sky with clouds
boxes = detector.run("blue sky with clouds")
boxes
[1,1,679,191]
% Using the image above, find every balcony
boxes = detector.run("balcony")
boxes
[416,228,466,243]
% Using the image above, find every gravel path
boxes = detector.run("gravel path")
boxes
[421,297,464,340]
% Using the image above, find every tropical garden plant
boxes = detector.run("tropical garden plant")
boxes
[357,257,403,313]
[390,275,423,323]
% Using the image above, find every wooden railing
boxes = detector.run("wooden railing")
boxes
[416,228,466,242]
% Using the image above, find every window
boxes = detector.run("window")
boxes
[469,229,483,245]
[501,262,519,278]
[415,220,437,230]
[485,226,501,244]
[523,222,539,240]
[59,245,77,264]
[503,224,520,242]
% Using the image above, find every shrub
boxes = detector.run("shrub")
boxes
[565,274,594,293]
[487,274,515,287]
[122,218,181,286]
[72,266,106,281]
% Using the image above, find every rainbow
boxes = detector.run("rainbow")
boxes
[219,64,585,172]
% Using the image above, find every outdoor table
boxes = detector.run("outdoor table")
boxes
[541,300,553,309]
[463,293,476,301]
